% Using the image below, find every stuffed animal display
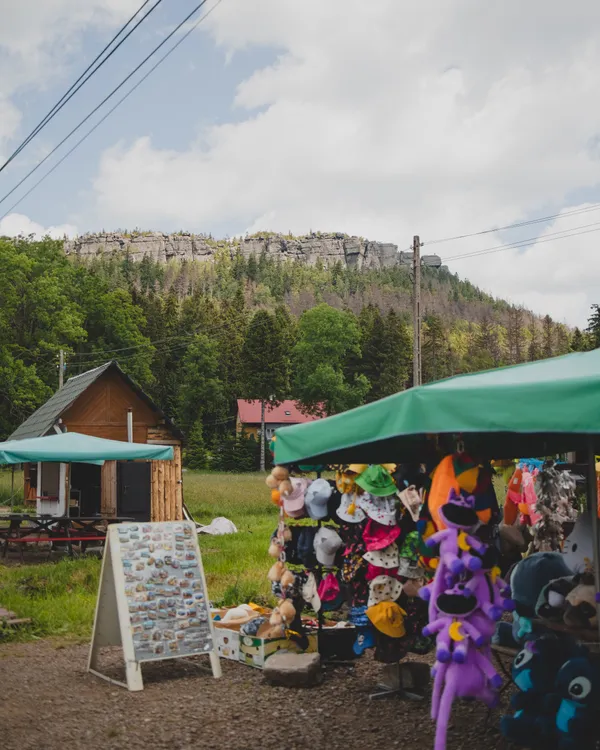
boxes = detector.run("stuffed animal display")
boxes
[420,489,513,750]
[500,635,574,746]
[501,639,600,750]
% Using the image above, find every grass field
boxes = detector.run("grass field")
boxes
[0,470,275,641]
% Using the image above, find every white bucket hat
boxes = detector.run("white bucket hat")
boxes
[302,572,321,612]
[358,493,397,526]
[368,575,403,607]
[363,542,399,570]
[398,485,422,523]
[304,478,333,520]
[314,527,343,567]
[336,493,366,524]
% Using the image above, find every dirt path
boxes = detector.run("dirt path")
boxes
[0,641,511,750]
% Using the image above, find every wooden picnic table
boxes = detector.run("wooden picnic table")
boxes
[0,514,134,559]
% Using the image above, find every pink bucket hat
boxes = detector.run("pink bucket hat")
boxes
[362,519,401,551]
[282,477,310,518]
[318,572,341,602]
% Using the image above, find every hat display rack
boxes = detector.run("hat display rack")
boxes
[266,462,438,686]
[266,464,355,667]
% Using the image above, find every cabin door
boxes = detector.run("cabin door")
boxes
[117,462,151,522]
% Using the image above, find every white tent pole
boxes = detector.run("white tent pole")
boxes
[586,439,600,642]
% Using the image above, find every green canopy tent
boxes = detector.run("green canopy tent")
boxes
[0,432,174,465]
[273,348,600,639]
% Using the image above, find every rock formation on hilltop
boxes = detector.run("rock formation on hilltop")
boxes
[64,231,441,270]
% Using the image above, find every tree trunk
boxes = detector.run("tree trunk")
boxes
[260,399,266,472]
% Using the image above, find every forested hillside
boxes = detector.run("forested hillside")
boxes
[0,235,593,467]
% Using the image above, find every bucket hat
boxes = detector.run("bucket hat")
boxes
[302,572,321,612]
[368,575,403,607]
[318,572,341,602]
[356,465,397,497]
[353,625,376,655]
[337,493,366,524]
[282,477,310,518]
[367,601,407,638]
[349,605,370,627]
[358,494,397,526]
[362,519,401,552]
[398,485,422,523]
[364,542,399,570]
[314,527,343,567]
[305,478,333,520]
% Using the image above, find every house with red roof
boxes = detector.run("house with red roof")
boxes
[236,399,320,441]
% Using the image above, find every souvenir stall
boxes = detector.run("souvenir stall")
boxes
[272,349,600,750]
[263,462,435,675]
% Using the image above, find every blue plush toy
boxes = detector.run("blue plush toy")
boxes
[500,634,572,747]
[552,656,600,750]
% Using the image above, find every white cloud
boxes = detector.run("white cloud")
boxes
[74,0,600,326]
[0,212,77,239]
[0,0,143,159]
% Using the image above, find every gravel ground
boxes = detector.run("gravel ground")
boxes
[0,641,513,750]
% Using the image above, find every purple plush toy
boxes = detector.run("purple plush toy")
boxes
[431,646,502,750]
[419,489,487,621]
[425,489,487,576]
[423,583,486,663]
[464,547,514,622]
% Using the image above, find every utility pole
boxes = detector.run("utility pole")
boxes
[260,399,266,472]
[59,349,64,389]
[412,235,422,387]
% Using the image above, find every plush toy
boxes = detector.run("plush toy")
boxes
[423,583,486,664]
[551,655,600,750]
[464,547,514,622]
[420,490,487,621]
[564,572,598,630]
[424,489,487,578]
[494,552,572,648]
[431,645,501,750]
[500,635,572,746]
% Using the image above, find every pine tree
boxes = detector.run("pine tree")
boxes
[507,306,525,364]
[528,319,542,362]
[241,310,292,469]
[246,254,258,282]
[185,418,208,469]
[586,304,600,348]
[422,314,449,382]
[542,314,554,359]
[554,323,570,355]
[570,327,588,352]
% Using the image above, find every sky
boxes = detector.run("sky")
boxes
[1,0,600,328]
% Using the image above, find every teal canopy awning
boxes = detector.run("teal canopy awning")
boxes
[0,432,174,465]
[274,349,600,465]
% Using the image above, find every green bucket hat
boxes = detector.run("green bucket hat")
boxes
[355,465,397,497]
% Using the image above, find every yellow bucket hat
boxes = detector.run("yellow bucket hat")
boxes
[348,464,368,475]
[366,601,407,639]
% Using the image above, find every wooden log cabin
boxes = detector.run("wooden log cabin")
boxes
[9,361,184,522]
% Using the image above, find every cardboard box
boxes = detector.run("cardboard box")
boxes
[213,622,241,661]
[238,632,318,669]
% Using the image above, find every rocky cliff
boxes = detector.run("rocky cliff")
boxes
[64,232,404,269]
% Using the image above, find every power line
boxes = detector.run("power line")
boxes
[444,222,600,263]
[0,0,211,209]
[0,0,224,223]
[0,0,162,174]
[425,201,600,247]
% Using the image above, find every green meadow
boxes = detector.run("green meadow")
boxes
[0,470,275,641]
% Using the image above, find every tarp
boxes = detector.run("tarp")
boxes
[0,432,174,465]
[274,349,600,465]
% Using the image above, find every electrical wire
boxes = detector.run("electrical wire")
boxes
[0,0,211,209]
[425,200,600,247]
[0,0,162,174]
[0,0,224,223]
[444,222,600,263]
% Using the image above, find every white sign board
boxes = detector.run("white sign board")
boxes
[88,521,221,691]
